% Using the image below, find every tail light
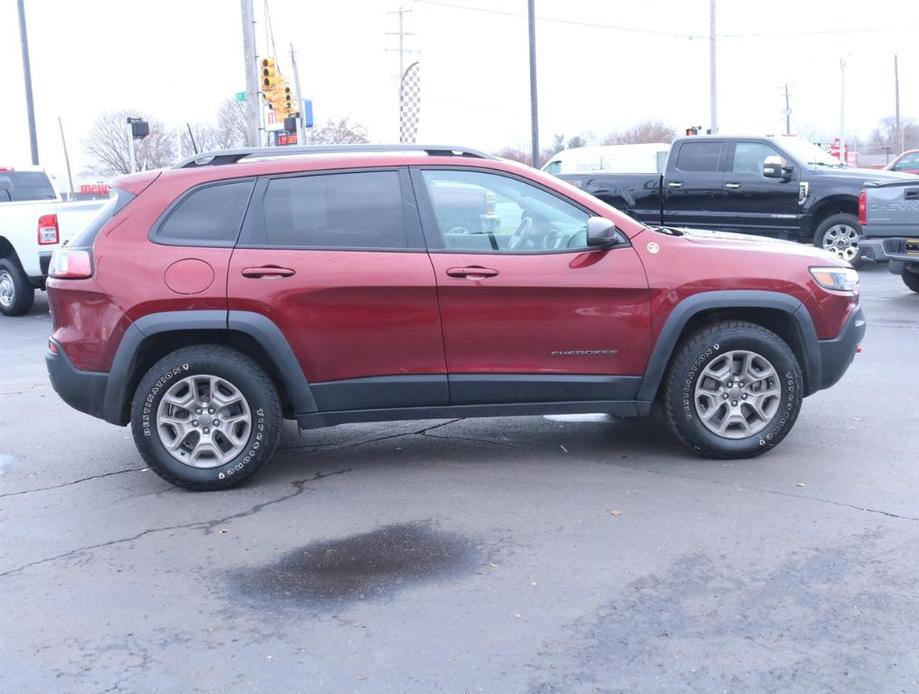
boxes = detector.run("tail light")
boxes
[49,248,93,279]
[858,190,867,225]
[38,214,59,245]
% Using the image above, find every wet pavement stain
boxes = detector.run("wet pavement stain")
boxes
[229,522,480,608]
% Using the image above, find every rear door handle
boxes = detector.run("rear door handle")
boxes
[241,265,296,278]
[724,182,741,190]
[667,181,683,189]
[446,266,499,280]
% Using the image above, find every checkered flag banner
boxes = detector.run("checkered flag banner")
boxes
[400,61,421,144]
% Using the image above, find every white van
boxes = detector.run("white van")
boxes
[541,143,670,176]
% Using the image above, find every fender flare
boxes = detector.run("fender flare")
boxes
[636,290,822,403]
[102,310,317,425]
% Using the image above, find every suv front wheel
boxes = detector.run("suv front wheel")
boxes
[663,321,803,458]
[131,346,281,490]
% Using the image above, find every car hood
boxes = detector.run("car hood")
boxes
[672,227,843,263]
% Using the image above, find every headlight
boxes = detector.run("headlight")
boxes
[810,266,859,293]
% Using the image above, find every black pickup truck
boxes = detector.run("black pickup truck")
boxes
[559,135,913,265]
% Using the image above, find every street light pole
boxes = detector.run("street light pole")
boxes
[17,0,39,165]
[528,0,539,167]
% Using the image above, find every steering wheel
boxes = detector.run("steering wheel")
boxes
[506,216,534,250]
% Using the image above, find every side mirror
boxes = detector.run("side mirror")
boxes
[763,155,793,180]
[586,216,623,247]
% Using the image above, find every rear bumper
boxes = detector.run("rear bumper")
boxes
[46,340,109,421]
[816,306,866,390]
[858,238,887,262]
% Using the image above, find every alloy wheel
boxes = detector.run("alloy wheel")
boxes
[821,224,859,263]
[155,374,252,468]
[693,349,781,439]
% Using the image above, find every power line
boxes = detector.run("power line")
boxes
[414,0,706,39]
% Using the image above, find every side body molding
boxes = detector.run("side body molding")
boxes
[102,310,317,425]
[636,290,822,403]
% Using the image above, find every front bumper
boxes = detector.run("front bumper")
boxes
[816,306,866,390]
[46,340,109,421]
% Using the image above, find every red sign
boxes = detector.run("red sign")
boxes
[80,183,110,195]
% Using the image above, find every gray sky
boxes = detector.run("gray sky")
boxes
[1,0,917,185]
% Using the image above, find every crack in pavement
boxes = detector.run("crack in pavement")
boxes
[423,429,919,524]
[0,468,149,499]
[0,468,351,580]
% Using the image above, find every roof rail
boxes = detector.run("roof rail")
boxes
[174,144,494,168]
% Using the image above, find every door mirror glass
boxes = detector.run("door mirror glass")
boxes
[586,216,622,247]
[763,155,793,180]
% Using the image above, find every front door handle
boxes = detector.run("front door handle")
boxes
[667,181,683,189]
[241,265,296,278]
[724,182,741,189]
[446,266,499,280]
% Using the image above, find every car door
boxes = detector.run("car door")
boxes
[718,141,802,238]
[662,140,727,230]
[228,167,448,412]
[411,167,651,406]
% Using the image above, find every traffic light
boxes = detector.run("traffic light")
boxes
[261,58,280,93]
[282,85,294,115]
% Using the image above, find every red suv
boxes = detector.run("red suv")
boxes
[46,145,865,490]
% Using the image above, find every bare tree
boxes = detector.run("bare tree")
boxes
[602,120,676,145]
[215,98,252,148]
[495,147,534,166]
[83,110,175,175]
[869,116,919,153]
[301,117,369,145]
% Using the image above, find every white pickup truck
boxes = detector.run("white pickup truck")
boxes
[0,167,107,316]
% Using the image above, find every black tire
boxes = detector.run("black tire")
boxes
[131,345,281,491]
[812,213,864,268]
[902,270,919,294]
[0,257,35,317]
[663,321,803,459]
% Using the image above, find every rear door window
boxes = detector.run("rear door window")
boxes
[156,179,255,246]
[674,142,722,172]
[259,171,408,249]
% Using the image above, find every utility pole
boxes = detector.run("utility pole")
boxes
[240,0,260,147]
[840,58,846,148]
[17,0,39,165]
[895,54,903,155]
[128,125,136,173]
[709,0,718,135]
[783,83,792,136]
[290,43,305,144]
[528,0,539,166]
[57,117,74,197]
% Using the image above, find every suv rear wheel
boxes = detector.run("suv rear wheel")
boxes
[663,321,803,458]
[0,258,35,317]
[131,345,281,490]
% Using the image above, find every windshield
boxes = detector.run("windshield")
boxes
[771,137,844,168]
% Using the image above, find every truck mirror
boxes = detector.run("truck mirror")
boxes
[763,155,792,180]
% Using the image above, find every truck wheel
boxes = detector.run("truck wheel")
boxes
[903,269,919,294]
[0,258,35,317]
[813,213,863,268]
[663,321,803,459]
[131,345,282,491]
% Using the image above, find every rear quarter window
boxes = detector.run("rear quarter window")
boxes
[155,179,255,246]
[675,142,722,172]
[68,188,136,249]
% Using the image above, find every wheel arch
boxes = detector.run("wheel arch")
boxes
[807,195,858,238]
[102,310,317,425]
[637,291,822,403]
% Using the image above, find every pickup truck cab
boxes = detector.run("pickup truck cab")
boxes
[0,166,106,315]
[860,180,919,293]
[559,136,914,266]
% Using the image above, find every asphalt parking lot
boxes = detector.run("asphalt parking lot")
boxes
[1,264,918,693]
